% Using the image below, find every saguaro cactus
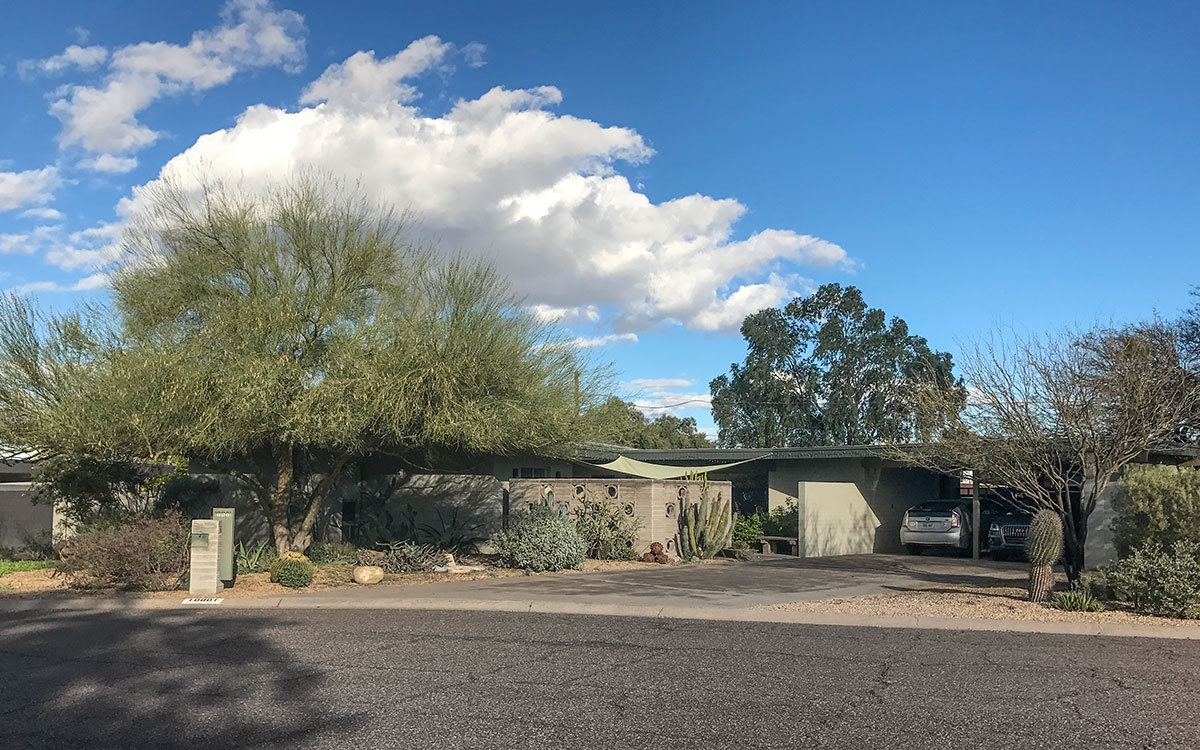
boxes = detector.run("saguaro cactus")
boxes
[1025,509,1063,602]
[676,475,732,560]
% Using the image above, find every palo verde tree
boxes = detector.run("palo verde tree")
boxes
[899,322,1200,581]
[0,174,597,553]
[710,284,964,448]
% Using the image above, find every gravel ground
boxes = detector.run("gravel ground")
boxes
[0,557,708,599]
[765,583,1199,628]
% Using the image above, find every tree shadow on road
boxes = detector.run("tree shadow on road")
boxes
[0,608,362,749]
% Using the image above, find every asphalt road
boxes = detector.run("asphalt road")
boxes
[1,608,1197,749]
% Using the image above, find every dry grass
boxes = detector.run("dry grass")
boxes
[764,584,1199,628]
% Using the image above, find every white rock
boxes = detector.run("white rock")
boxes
[353,565,384,584]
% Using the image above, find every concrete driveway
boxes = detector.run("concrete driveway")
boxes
[267,553,1028,611]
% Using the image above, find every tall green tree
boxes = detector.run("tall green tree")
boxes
[582,397,713,449]
[0,175,597,553]
[709,284,964,448]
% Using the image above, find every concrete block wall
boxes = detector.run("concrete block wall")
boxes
[508,478,732,558]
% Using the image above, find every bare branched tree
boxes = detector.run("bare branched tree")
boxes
[897,322,1200,581]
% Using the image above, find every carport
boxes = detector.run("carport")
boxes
[573,445,980,560]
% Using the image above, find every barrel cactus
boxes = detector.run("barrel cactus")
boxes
[1025,509,1063,602]
[269,551,315,588]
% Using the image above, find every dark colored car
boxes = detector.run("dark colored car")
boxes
[987,512,1032,561]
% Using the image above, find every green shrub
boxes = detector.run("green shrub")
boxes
[373,541,442,573]
[235,541,276,574]
[1113,465,1200,557]
[1052,585,1104,612]
[307,541,358,565]
[56,511,189,591]
[732,511,765,546]
[490,504,586,572]
[269,551,315,588]
[32,455,216,531]
[762,500,799,538]
[1106,540,1200,619]
[572,493,641,560]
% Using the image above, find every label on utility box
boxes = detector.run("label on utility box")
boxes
[182,597,224,604]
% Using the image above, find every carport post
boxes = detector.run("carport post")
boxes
[971,470,980,560]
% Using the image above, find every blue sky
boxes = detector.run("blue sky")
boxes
[2,1,1198,436]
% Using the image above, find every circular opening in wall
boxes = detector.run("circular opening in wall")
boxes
[573,484,586,497]
[677,486,688,501]
[665,502,675,518]
[622,502,635,517]
[665,539,675,551]
[606,484,618,499]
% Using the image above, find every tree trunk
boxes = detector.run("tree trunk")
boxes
[290,454,351,554]
[270,443,295,554]
[1063,527,1086,583]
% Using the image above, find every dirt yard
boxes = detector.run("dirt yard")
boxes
[764,583,1198,629]
[0,558,692,599]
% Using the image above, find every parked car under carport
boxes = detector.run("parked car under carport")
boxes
[899,501,973,555]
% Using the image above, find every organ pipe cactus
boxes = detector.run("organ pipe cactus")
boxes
[676,474,732,560]
[1025,509,1063,602]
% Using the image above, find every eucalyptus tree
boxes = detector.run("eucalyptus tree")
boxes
[710,284,964,448]
[0,175,596,553]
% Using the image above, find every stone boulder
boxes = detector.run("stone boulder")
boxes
[353,565,384,585]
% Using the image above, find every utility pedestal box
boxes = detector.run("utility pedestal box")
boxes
[212,507,236,586]
[189,519,224,597]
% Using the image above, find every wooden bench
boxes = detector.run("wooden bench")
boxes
[759,535,799,556]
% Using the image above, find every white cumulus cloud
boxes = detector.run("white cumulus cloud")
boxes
[626,378,693,390]
[572,333,639,349]
[116,35,851,333]
[22,45,109,76]
[47,0,306,156]
[78,154,139,173]
[0,167,61,212]
[20,207,65,221]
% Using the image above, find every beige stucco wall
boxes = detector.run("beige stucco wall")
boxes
[508,478,732,557]
[371,473,505,545]
[798,481,880,557]
[768,457,941,557]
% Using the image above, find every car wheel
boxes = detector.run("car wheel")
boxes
[905,544,923,555]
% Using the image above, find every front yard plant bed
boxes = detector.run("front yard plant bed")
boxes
[0,556,726,599]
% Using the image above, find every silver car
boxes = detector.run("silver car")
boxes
[900,501,971,555]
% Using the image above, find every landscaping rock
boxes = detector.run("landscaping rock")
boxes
[353,565,384,584]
